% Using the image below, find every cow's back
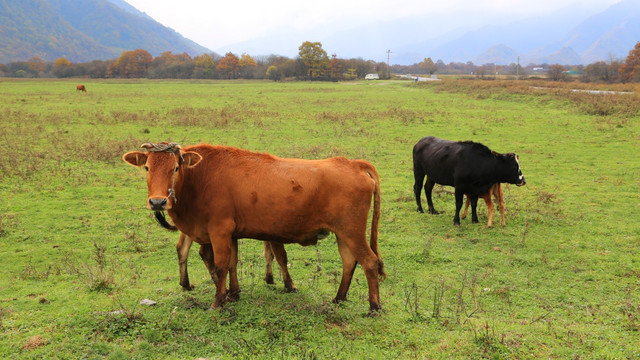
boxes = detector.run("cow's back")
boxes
[413,136,463,186]
[174,145,376,243]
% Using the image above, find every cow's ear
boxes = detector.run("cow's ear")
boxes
[181,151,202,168]
[491,151,500,158]
[123,151,148,167]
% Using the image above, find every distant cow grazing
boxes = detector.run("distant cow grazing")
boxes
[461,183,505,227]
[76,84,86,92]
[413,136,525,225]
[123,142,385,313]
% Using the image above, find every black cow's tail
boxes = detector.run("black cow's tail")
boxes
[154,211,178,231]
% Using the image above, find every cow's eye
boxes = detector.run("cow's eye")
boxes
[174,166,179,172]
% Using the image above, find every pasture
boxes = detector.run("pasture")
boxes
[0,78,638,359]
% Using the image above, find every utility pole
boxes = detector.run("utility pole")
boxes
[386,50,391,78]
[517,56,520,78]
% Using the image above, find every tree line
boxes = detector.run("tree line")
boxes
[2,41,640,83]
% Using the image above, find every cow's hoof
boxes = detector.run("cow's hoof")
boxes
[181,284,195,291]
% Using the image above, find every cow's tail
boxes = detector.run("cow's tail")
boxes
[366,164,386,281]
[154,211,178,231]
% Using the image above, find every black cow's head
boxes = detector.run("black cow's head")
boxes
[494,152,526,186]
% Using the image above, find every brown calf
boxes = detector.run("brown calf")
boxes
[461,183,505,227]
[76,84,86,92]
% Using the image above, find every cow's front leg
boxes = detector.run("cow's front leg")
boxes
[177,233,194,290]
[469,195,479,223]
[208,229,234,309]
[453,190,464,225]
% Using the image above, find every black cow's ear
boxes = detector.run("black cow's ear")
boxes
[491,151,499,157]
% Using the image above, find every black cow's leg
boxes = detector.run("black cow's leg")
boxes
[425,179,439,214]
[413,169,425,213]
[470,196,479,223]
[453,190,464,225]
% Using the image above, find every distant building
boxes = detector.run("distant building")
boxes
[365,73,379,80]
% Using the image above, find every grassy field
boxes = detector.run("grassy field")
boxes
[0,78,639,359]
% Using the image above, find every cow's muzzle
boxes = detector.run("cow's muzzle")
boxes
[148,197,168,210]
[517,177,526,186]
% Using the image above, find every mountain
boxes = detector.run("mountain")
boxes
[474,45,520,66]
[217,0,637,66]
[0,0,210,63]
[401,0,640,65]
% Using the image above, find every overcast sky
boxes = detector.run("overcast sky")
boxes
[124,0,621,52]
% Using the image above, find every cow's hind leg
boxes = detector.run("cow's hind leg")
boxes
[483,194,494,227]
[334,233,381,314]
[268,242,298,293]
[177,233,194,290]
[263,241,276,285]
[413,169,426,213]
[333,235,358,304]
[198,243,219,284]
[226,238,241,302]
[425,178,439,214]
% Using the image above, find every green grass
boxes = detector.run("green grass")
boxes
[1,78,639,359]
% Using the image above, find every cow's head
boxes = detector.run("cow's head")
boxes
[123,142,202,210]
[494,151,526,186]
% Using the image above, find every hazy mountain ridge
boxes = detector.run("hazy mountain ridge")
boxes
[0,0,209,63]
[219,0,639,65]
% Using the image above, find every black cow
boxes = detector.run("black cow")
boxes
[413,136,525,225]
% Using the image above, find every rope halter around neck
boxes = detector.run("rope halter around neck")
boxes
[140,142,183,204]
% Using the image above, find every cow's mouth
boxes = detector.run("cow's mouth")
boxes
[516,179,526,186]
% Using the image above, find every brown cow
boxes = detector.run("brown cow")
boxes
[461,183,505,227]
[76,84,86,92]
[123,142,385,312]
[175,232,297,293]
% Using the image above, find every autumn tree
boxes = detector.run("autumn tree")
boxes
[618,41,640,83]
[238,53,257,78]
[266,65,282,81]
[547,64,568,81]
[217,52,239,79]
[53,57,72,77]
[26,57,46,77]
[328,54,342,81]
[114,49,153,78]
[298,41,329,80]
[193,53,215,78]
[419,57,438,75]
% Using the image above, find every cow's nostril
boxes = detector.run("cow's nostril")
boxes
[149,198,168,209]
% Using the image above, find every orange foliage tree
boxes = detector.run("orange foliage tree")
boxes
[53,57,71,77]
[619,41,640,83]
[217,52,239,79]
[113,49,153,78]
[238,53,257,78]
